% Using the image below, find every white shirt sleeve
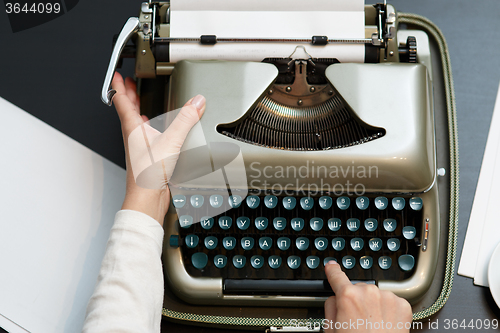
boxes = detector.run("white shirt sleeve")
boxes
[82,210,165,333]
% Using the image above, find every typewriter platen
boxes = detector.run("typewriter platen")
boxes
[102,2,440,306]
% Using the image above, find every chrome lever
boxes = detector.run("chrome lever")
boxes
[101,17,140,106]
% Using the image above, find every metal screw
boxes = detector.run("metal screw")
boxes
[297,99,303,106]
[142,50,147,55]
[310,86,316,93]
[286,86,292,92]
[268,89,273,95]
[145,15,149,19]
[328,90,334,95]
[389,51,394,56]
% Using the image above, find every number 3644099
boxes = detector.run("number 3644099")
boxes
[5,2,61,14]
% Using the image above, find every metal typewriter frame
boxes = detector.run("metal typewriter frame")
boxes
[161,58,440,306]
[101,1,459,322]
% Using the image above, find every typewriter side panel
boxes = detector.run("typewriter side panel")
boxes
[378,187,440,303]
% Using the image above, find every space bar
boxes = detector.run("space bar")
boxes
[223,279,375,296]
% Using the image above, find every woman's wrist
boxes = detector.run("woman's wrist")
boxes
[121,188,169,226]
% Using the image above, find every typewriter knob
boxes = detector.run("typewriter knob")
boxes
[399,36,417,63]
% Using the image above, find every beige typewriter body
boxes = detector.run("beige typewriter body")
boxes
[163,59,439,306]
[102,3,440,307]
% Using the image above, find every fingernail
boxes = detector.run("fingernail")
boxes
[327,260,338,265]
[191,94,206,111]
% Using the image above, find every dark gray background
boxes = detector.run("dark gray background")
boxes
[0,0,499,332]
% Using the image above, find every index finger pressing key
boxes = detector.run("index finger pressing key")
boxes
[325,261,352,295]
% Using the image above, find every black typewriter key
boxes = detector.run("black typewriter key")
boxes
[236,216,250,230]
[172,195,187,208]
[268,255,282,269]
[383,218,397,232]
[287,256,301,269]
[233,255,246,269]
[219,216,233,230]
[387,238,401,252]
[190,195,204,208]
[378,256,392,270]
[264,195,278,209]
[247,195,260,209]
[223,236,236,250]
[342,256,355,269]
[241,237,255,250]
[229,195,243,208]
[291,218,305,231]
[306,256,320,269]
[356,196,369,210]
[398,254,415,271]
[296,237,309,251]
[319,196,332,209]
[191,252,208,270]
[273,217,287,231]
[258,237,272,250]
[337,196,350,210]
[283,196,297,210]
[204,236,218,250]
[346,218,360,232]
[402,226,417,240]
[374,196,388,210]
[310,217,323,231]
[250,255,264,269]
[323,257,337,266]
[255,217,269,230]
[200,216,214,230]
[328,218,341,232]
[360,256,373,269]
[314,237,328,251]
[300,197,314,210]
[332,237,345,251]
[246,195,260,209]
[409,197,423,211]
[185,234,199,248]
[209,194,223,208]
[179,215,193,229]
[368,238,382,251]
[392,197,405,210]
[214,255,227,269]
[350,238,364,251]
[364,218,378,232]
[277,237,291,250]
[169,235,179,247]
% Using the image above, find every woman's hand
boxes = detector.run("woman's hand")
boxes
[111,72,206,225]
[324,261,413,332]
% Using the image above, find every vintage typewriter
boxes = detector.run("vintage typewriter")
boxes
[101,1,440,307]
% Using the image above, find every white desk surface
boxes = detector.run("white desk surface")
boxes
[0,97,126,332]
